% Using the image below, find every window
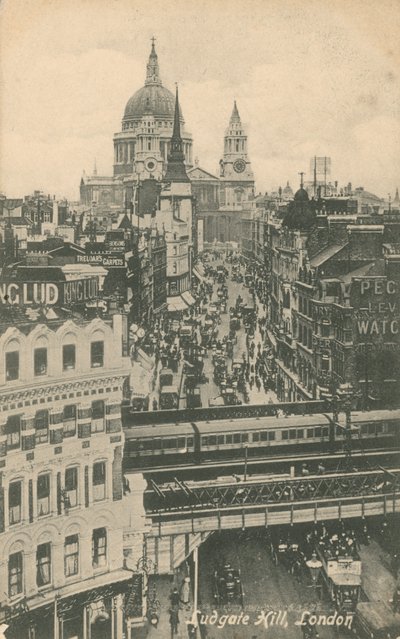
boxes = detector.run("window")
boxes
[6,351,19,381]
[282,431,289,440]
[226,435,233,444]
[93,462,106,501]
[269,431,276,441]
[9,552,23,597]
[217,435,225,445]
[289,429,297,439]
[91,341,104,368]
[37,474,50,516]
[63,344,76,371]
[65,467,78,508]
[64,535,79,577]
[34,348,47,376]
[35,411,49,445]
[6,415,21,450]
[252,432,260,442]
[63,405,76,438]
[91,400,105,433]
[9,481,22,525]
[92,528,107,568]
[233,433,241,444]
[36,543,51,587]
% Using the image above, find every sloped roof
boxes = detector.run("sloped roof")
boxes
[188,166,219,181]
[310,243,347,267]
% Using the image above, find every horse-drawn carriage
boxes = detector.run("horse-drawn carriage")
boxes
[213,561,243,606]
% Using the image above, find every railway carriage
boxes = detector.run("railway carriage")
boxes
[123,408,400,470]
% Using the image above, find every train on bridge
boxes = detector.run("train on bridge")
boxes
[123,408,400,470]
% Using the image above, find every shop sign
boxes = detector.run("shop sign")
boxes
[0,278,99,306]
[76,253,125,268]
[354,277,400,337]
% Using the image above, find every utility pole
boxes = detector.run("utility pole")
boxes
[313,156,317,198]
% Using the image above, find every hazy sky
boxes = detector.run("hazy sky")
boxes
[1,0,400,200]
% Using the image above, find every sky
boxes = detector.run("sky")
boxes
[1,0,400,201]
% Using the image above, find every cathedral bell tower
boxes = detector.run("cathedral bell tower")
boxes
[219,101,254,208]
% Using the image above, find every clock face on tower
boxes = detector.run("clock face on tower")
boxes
[145,158,157,172]
[233,159,246,173]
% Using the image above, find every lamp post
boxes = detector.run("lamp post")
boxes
[306,552,322,600]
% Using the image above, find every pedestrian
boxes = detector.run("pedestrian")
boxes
[249,376,254,390]
[180,577,191,608]
[256,377,261,392]
[392,585,400,613]
[170,608,180,634]
[170,587,180,608]
[152,398,158,411]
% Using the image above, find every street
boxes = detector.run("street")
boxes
[197,530,340,639]
[195,257,278,408]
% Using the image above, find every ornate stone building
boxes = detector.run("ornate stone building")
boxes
[190,101,255,245]
[80,42,193,207]
[0,306,132,639]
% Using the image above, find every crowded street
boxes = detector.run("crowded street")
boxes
[133,249,278,412]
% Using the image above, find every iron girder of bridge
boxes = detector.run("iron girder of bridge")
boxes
[145,468,400,514]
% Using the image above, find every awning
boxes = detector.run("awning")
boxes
[167,295,188,312]
[193,267,206,282]
[267,329,277,349]
[181,290,196,306]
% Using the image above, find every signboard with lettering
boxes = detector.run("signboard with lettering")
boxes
[0,278,99,306]
[76,254,125,268]
[351,277,400,337]
[327,559,362,577]
[105,240,126,252]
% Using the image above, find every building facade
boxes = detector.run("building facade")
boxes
[191,101,255,246]
[0,307,132,639]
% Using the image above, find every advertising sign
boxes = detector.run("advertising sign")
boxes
[76,253,125,268]
[0,277,99,306]
[351,277,400,337]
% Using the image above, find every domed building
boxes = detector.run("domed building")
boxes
[113,41,193,179]
[80,41,193,207]
[282,181,294,201]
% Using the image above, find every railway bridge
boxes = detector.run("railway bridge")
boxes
[124,467,400,575]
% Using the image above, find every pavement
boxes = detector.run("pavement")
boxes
[136,567,196,639]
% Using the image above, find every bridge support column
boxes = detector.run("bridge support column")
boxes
[314,502,318,524]
[338,501,342,521]
[384,494,387,516]
[265,507,268,528]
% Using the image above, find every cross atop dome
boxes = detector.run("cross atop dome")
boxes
[146,37,162,86]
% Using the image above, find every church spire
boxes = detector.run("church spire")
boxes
[230,100,241,123]
[145,37,162,85]
[164,85,189,183]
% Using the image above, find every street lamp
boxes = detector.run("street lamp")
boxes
[306,552,322,599]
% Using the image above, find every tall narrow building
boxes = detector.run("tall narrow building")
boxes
[159,87,196,309]
[219,101,254,208]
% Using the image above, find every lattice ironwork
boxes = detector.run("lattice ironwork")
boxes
[145,469,400,513]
